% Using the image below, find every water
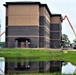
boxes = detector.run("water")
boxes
[0,58,76,74]
[62,62,76,74]
[0,57,5,75]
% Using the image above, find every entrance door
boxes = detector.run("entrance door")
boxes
[21,42,25,48]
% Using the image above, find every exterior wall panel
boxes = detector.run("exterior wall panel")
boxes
[50,17,61,24]
[50,40,60,48]
[50,24,61,31]
[39,37,45,47]
[8,16,39,26]
[8,5,39,15]
[39,7,50,23]
[39,7,45,16]
[39,14,50,48]
[6,26,39,48]
[50,32,61,39]
[50,23,61,48]
[39,27,44,36]
[39,16,50,48]
[6,37,39,48]
[7,26,39,36]
[8,5,39,26]
[44,7,50,23]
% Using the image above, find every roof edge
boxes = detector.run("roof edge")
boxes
[3,1,52,15]
[52,14,63,22]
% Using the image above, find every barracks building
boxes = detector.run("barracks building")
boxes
[4,2,62,48]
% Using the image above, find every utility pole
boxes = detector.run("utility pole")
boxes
[0,20,1,42]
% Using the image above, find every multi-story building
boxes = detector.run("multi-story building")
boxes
[4,2,62,48]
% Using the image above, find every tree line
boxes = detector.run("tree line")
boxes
[62,34,76,43]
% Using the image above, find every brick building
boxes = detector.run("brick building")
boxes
[4,2,62,48]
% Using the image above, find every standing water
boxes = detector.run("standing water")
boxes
[0,57,5,75]
[62,62,76,74]
[0,57,76,74]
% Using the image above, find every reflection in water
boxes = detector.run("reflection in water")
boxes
[0,58,76,74]
[5,58,62,74]
[62,62,76,74]
[0,57,5,75]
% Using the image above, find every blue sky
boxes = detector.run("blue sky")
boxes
[0,0,76,42]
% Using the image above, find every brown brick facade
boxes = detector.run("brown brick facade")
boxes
[4,2,62,48]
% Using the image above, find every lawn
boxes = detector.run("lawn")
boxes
[5,73,76,75]
[0,48,76,75]
[0,48,76,65]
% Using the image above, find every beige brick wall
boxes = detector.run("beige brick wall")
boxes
[8,5,39,26]
[50,16,61,24]
[39,7,50,23]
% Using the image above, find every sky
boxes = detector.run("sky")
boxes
[0,57,5,74]
[0,0,76,43]
[62,62,76,74]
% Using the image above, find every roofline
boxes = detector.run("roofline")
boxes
[52,14,62,17]
[4,2,41,6]
[3,1,52,15]
[3,1,63,19]
[41,4,52,16]
[3,2,41,7]
[52,14,63,22]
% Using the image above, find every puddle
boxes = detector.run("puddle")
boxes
[62,62,76,74]
[0,57,76,74]
[0,57,5,75]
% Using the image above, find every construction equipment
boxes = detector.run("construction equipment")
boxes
[0,31,5,42]
[63,15,76,36]
[0,31,5,37]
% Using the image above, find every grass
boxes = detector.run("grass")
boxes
[5,73,76,75]
[0,48,76,65]
[0,48,76,75]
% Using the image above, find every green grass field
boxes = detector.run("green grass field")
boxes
[0,48,76,65]
[5,73,76,75]
[0,48,76,75]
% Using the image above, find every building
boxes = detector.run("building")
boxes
[4,2,62,48]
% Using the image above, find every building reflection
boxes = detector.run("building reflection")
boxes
[5,58,63,74]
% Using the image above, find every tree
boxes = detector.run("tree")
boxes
[73,38,76,43]
[0,42,5,48]
[61,34,71,46]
